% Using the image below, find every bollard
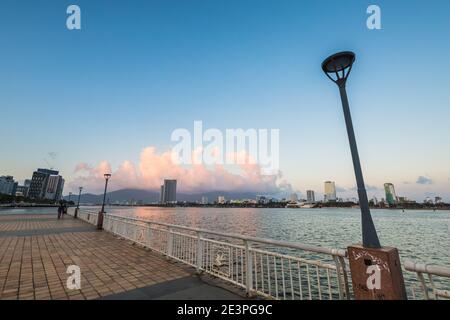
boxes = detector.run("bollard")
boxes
[97,211,104,230]
[347,244,407,300]
[74,208,79,219]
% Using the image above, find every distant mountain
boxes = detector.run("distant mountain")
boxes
[64,189,159,204]
[63,188,262,204]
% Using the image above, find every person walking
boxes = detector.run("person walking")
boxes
[63,201,67,217]
[57,201,63,219]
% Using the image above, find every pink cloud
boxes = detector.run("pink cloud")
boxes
[68,146,292,194]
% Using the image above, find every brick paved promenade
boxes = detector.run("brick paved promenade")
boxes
[0,211,242,300]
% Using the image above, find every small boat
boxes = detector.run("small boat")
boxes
[285,202,316,209]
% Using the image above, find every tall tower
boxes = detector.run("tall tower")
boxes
[324,181,336,202]
[160,185,164,204]
[306,190,315,203]
[161,179,177,204]
[384,183,397,206]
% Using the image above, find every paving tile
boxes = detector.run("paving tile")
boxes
[0,213,191,300]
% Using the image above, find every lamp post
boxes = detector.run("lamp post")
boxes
[101,174,111,213]
[321,51,380,249]
[98,173,111,230]
[322,51,406,299]
[74,186,83,219]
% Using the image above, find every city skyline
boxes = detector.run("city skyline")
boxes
[1,1,450,201]
[2,166,447,204]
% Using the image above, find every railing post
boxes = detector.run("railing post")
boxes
[196,232,203,273]
[167,228,174,257]
[417,272,430,300]
[245,240,253,296]
[146,224,152,248]
[333,255,351,300]
[74,208,78,219]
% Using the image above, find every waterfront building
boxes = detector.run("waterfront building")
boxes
[435,196,442,204]
[44,175,65,201]
[0,176,18,196]
[306,190,315,203]
[28,169,64,200]
[201,196,208,205]
[217,196,226,204]
[15,179,32,197]
[383,183,398,206]
[324,181,336,202]
[15,185,28,197]
[160,179,177,204]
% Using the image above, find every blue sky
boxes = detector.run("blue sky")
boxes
[1,0,450,200]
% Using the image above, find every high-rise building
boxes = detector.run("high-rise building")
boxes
[16,179,32,197]
[383,183,397,206]
[217,196,226,204]
[28,169,64,201]
[324,181,336,202]
[0,176,18,196]
[306,190,315,203]
[201,196,208,205]
[44,175,65,201]
[160,179,177,204]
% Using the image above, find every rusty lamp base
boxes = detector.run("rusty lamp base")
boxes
[97,211,104,230]
[347,244,407,300]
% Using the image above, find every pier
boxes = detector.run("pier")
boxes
[0,208,449,300]
[0,211,243,300]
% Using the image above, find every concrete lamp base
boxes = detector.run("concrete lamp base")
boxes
[347,244,407,300]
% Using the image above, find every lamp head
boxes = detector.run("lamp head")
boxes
[104,173,111,180]
[322,51,355,87]
[79,186,83,192]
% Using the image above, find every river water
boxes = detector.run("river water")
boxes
[106,206,450,266]
[2,206,449,266]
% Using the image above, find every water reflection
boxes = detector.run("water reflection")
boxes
[104,207,450,266]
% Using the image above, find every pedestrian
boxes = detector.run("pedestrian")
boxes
[57,201,63,219]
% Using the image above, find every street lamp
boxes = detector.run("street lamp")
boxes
[101,174,111,213]
[322,51,381,249]
[74,186,83,219]
[97,173,111,230]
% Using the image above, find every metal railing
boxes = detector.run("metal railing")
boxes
[67,208,450,300]
[99,212,351,300]
[68,207,99,226]
[404,261,450,300]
